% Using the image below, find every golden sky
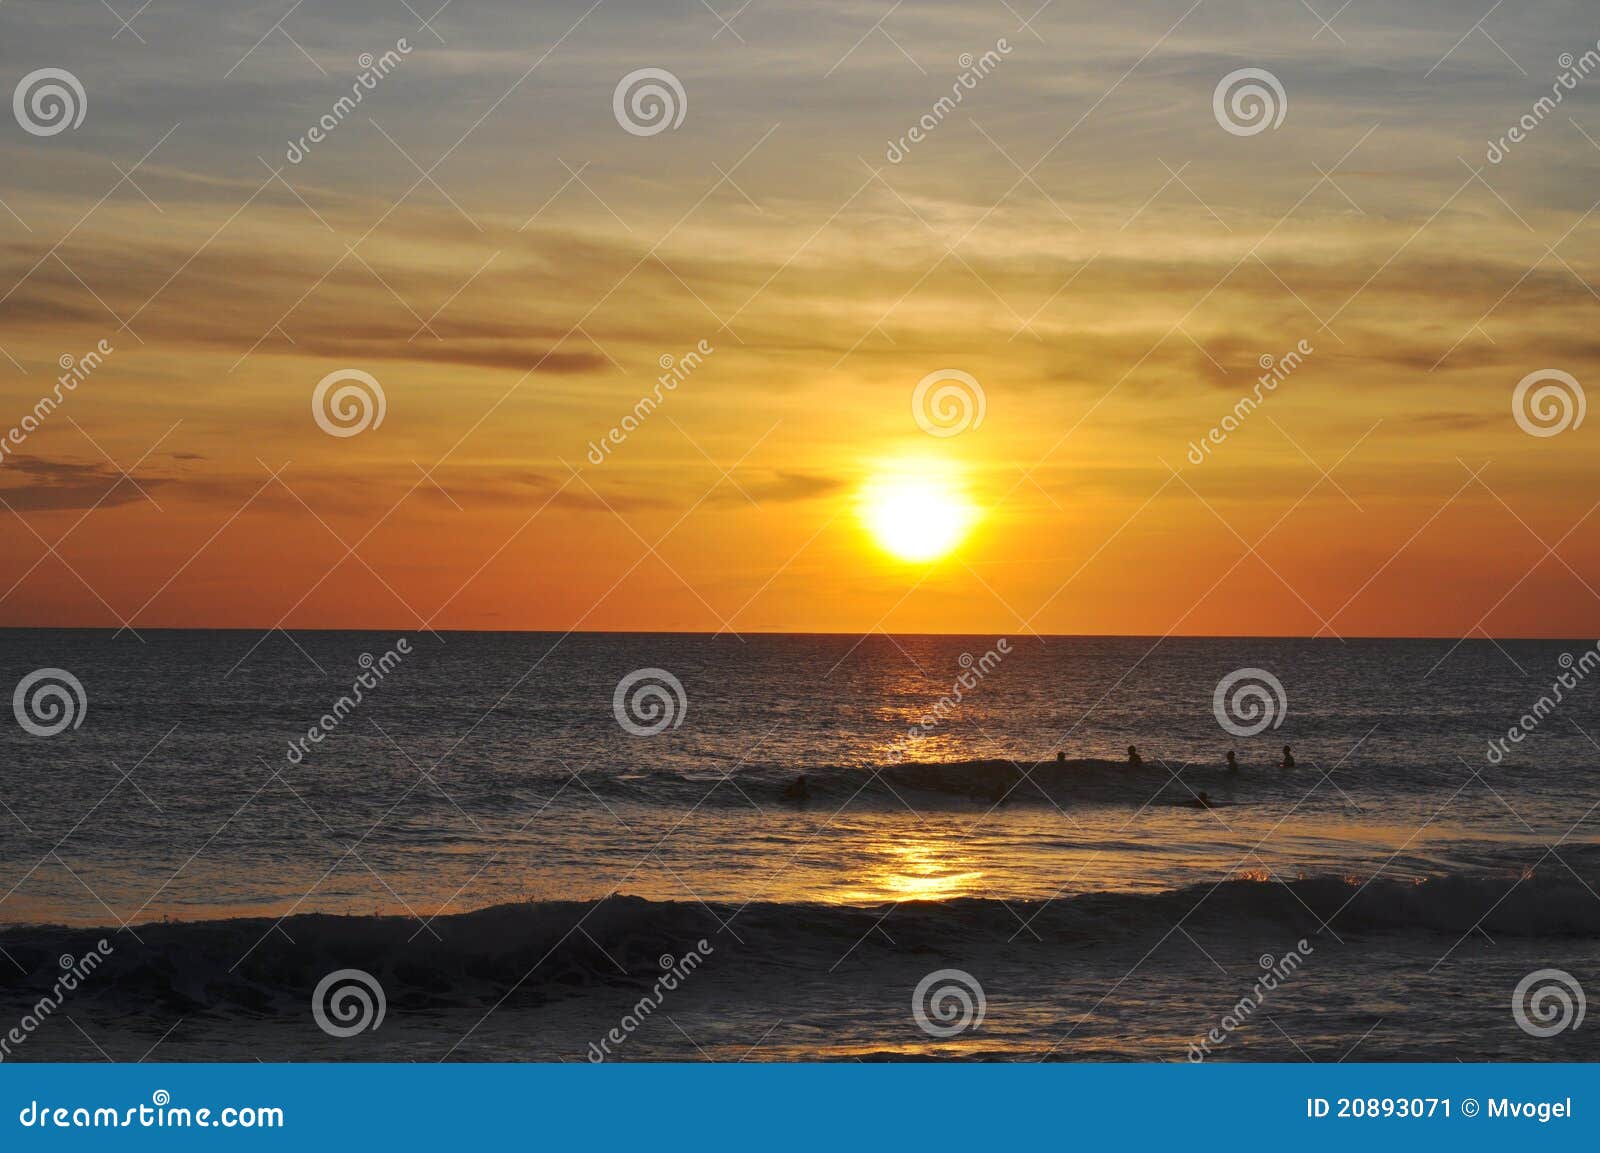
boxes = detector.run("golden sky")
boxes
[2,0,1599,636]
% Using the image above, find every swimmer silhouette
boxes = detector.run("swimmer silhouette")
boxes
[1126,744,1143,768]
[781,773,811,802]
[1280,745,1295,769]
[1226,750,1238,774]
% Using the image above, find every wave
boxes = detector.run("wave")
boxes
[3,866,1595,1020]
[310,756,1512,815]
[597,757,1241,807]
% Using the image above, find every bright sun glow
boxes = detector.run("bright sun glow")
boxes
[861,471,976,562]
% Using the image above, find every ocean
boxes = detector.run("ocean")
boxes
[2,629,1599,1061]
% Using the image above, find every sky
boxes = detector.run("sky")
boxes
[1,0,1599,637]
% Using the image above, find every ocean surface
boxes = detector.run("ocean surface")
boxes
[3,629,1599,1061]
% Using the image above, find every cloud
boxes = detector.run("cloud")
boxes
[0,457,172,511]
[1400,412,1498,433]
[711,470,845,504]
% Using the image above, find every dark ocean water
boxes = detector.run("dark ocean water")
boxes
[2,629,1599,1060]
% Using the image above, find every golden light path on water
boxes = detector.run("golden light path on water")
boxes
[834,835,988,903]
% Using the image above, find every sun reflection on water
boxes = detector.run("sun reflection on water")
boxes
[835,835,985,903]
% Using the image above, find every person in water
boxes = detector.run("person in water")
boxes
[1280,745,1295,769]
[1056,750,1066,763]
[1126,745,1143,768]
[1196,790,1211,808]
[781,773,810,801]
[1226,750,1238,774]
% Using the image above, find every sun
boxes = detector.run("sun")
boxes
[860,470,976,562]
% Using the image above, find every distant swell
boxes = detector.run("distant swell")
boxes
[608,757,1224,806]
[2,868,1595,1021]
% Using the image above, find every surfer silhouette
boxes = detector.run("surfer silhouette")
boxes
[1280,745,1295,769]
[1126,744,1143,768]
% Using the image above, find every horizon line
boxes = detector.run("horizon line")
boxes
[0,625,1595,643]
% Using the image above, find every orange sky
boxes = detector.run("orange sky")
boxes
[2,1,1599,637]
